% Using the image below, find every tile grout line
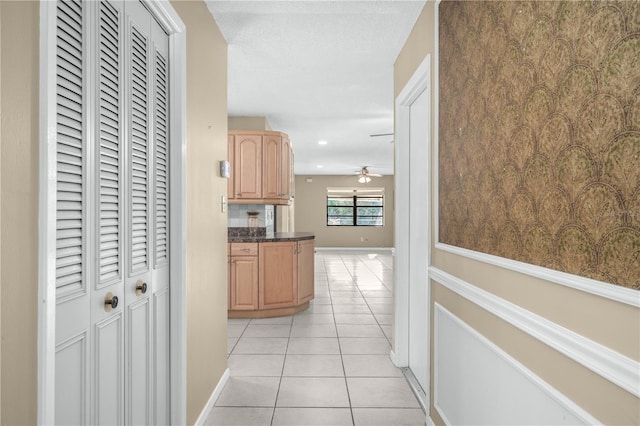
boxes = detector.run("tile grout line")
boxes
[331,254,357,426]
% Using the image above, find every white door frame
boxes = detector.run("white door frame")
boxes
[37,1,187,424]
[392,53,431,396]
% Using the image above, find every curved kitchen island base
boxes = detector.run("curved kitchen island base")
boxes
[228,233,315,319]
[229,301,310,319]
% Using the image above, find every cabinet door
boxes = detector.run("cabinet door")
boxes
[297,240,315,304]
[280,137,292,200]
[234,134,262,198]
[259,242,297,309]
[228,135,235,200]
[229,255,259,310]
[263,134,282,199]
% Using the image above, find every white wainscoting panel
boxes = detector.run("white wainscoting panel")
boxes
[434,304,601,425]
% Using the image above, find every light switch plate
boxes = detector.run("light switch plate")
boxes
[219,160,230,178]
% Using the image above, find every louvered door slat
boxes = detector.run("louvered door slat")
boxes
[98,0,122,286]
[129,24,149,273]
[56,0,84,299]
[154,48,169,266]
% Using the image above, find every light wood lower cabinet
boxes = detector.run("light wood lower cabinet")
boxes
[259,242,297,309]
[297,239,315,304]
[228,239,315,317]
[229,243,259,310]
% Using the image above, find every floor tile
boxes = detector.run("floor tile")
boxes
[293,314,335,325]
[368,304,393,315]
[290,324,337,338]
[360,290,392,298]
[347,378,420,408]
[337,324,385,338]
[272,408,352,426]
[233,337,289,354]
[332,304,372,314]
[227,337,239,355]
[310,297,332,305]
[276,377,350,407]
[204,407,273,426]
[330,290,362,297]
[243,324,291,338]
[215,377,280,407]
[374,314,393,325]
[334,314,377,325]
[339,338,391,354]
[228,354,285,377]
[283,354,344,377]
[286,338,341,355]
[331,296,366,305]
[228,318,251,326]
[250,316,293,325]
[381,325,393,340]
[299,304,334,314]
[228,324,248,338]
[342,355,403,377]
[352,408,426,425]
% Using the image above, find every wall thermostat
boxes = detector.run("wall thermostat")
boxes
[219,160,230,178]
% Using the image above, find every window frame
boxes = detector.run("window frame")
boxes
[326,194,384,227]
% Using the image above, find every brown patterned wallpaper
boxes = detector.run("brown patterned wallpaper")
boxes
[439,1,640,289]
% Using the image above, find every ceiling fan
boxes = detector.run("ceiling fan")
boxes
[356,166,383,183]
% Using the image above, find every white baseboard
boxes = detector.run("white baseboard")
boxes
[314,246,394,252]
[194,368,230,426]
[426,416,436,426]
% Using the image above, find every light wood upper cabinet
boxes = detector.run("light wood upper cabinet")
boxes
[281,136,292,200]
[234,134,263,199]
[262,134,282,199]
[228,130,293,204]
[228,134,235,200]
[297,239,315,304]
[259,241,298,309]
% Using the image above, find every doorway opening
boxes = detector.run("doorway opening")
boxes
[392,54,431,411]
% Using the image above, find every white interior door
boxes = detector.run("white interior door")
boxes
[53,1,170,424]
[408,87,430,394]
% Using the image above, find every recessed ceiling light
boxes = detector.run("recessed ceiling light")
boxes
[318,140,328,145]
[316,165,324,168]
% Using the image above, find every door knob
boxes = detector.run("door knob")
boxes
[104,292,119,312]
[135,280,148,296]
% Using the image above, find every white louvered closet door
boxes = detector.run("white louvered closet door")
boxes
[53,1,170,424]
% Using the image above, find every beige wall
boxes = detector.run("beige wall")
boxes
[228,116,272,131]
[395,2,639,425]
[0,2,39,424]
[170,1,229,424]
[0,1,229,424]
[294,175,394,247]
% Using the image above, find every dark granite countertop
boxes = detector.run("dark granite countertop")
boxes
[228,232,315,243]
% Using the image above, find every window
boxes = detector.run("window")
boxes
[327,188,384,226]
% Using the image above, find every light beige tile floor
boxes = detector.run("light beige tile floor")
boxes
[206,250,426,426]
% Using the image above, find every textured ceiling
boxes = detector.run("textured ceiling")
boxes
[206,1,426,176]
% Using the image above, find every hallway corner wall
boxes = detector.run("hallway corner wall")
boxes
[394,1,639,425]
[170,1,229,424]
[0,1,39,424]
